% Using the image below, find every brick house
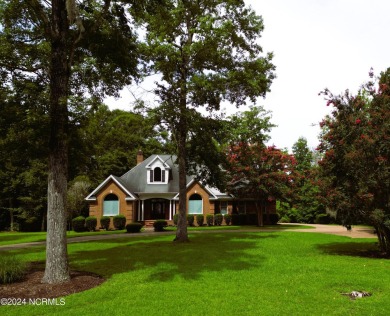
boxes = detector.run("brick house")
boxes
[86,151,276,227]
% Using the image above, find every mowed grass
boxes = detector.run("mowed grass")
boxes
[0,224,313,246]
[0,230,127,246]
[2,231,390,316]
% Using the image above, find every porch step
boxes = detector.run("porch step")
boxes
[143,220,174,227]
[144,220,155,228]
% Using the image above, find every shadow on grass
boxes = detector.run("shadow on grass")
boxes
[0,233,46,245]
[66,232,278,282]
[317,241,388,259]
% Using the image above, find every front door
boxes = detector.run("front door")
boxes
[151,200,165,219]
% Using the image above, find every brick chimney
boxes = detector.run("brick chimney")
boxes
[136,150,144,165]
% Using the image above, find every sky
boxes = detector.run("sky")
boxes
[106,0,390,152]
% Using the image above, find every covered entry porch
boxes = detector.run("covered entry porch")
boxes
[136,196,177,222]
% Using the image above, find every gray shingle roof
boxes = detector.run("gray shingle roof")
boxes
[86,154,231,201]
[120,155,192,194]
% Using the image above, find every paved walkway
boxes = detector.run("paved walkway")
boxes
[0,224,377,251]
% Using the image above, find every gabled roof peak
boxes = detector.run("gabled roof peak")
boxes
[145,155,171,169]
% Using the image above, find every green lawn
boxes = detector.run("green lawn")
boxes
[0,225,313,246]
[2,231,389,315]
[0,230,126,246]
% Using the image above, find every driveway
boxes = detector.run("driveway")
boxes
[282,223,377,239]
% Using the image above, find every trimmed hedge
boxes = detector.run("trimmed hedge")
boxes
[214,213,223,226]
[231,214,247,225]
[196,214,204,226]
[72,216,86,232]
[85,216,97,232]
[113,214,126,230]
[206,214,214,226]
[230,213,280,226]
[100,216,110,230]
[153,220,168,232]
[126,222,143,233]
[187,214,195,226]
[224,214,232,225]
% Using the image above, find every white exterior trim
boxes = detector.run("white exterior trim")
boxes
[173,179,218,200]
[85,175,137,201]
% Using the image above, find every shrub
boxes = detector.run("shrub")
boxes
[187,214,195,226]
[315,213,331,224]
[231,213,248,225]
[173,214,179,226]
[231,214,239,225]
[0,256,27,284]
[85,216,97,232]
[246,213,256,225]
[268,214,280,225]
[72,216,86,232]
[196,214,204,226]
[126,222,143,233]
[224,214,232,225]
[100,216,110,230]
[206,214,214,226]
[279,215,290,223]
[113,214,126,230]
[153,219,168,232]
[214,213,223,226]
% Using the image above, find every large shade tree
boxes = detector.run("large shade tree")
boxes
[132,0,275,241]
[223,106,294,226]
[318,68,390,254]
[226,143,296,226]
[0,0,139,283]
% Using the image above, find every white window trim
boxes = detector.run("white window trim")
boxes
[147,168,168,185]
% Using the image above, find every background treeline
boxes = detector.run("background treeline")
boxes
[0,98,172,231]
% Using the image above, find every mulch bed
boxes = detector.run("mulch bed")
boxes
[0,262,105,300]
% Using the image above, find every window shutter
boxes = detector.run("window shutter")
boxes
[150,170,154,182]
[162,170,165,182]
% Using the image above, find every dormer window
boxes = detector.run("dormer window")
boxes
[146,155,170,184]
[154,167,162,181]
[150,167,166,183]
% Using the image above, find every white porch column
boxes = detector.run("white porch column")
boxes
[141,200,145,221]
[137,200,141,221]
[169,200,172,220]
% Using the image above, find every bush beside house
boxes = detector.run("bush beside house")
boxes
[72,216,86,232]
[100,216,110,230]
[113,215,126,230]
[126,222,143,233]
[196,214,204,226]
[153,220,168,232]
[85,216,97,231]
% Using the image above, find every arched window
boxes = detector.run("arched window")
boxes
[154,167,162,182]
[188,194,203,214]
[103,194,119,216]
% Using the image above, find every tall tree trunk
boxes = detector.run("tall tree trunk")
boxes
[42,0,70,284]
[255,200,264,227]
[174,111,189,242]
